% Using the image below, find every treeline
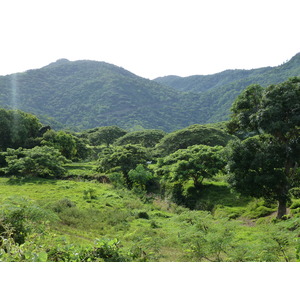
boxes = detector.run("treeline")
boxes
[0,77,299,220]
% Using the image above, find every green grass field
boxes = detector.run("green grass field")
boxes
[0,164,300,262]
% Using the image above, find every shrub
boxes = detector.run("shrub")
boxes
[4,146,68,178]
[243,206,275,219]
[290,200,300,210]
[213,206,246,219]
[51,199,76,213]
[83,188,97,200]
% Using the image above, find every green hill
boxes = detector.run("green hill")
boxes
[0,59,203,132]
[0,53,300,131]
[154,53,300,123]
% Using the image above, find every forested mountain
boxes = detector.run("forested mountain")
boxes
[0,59,203,132]
[154,53,300,93]
[0,53,299,131]
[154,53,300,123]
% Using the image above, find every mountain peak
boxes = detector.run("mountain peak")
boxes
[46,58,70,67]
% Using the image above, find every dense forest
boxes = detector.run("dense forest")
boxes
[0,53,300,132]
[0,75,299,262]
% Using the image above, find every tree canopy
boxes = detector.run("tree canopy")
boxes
[226,77,300,218]
[114,129,165,148]
[156,145,225,188]
[3,146,67,178]
[97,144,150,186]
[42,130,77,160]
[88,126,127,147]
[155,124,235,155]
[0,109,41,150]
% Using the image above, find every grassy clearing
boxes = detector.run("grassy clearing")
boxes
[0,164,300,262]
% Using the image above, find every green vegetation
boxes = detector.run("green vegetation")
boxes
[1,53,300,132]
[3,146,68,178]
[0,70,299,262]
[156,145,225,188]
[114,129,166,148]
[227,77,300,218]
[155,124,235,155]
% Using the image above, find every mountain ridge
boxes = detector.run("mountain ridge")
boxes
[0,53,299,132]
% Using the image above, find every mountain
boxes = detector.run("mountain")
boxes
[154,53,300,93]
[0,59,203,132]
[0,53,300,132]
[154,53,300,123]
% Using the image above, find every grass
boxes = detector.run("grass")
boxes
[0,164,300,262]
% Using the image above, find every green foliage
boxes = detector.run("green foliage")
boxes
[97,144,150,186]
[42,130,77,160]
[157,145,225,187]
[3,146,68,178]
[83,188,97,200]
[87,126,127,147]
[226,77,300,218]
[128,164,153,190]
[226,136,288,199]
[156,124,235,155]
[155,53,300,125]
[0,172,299,262]
[0,197,57,247]
[114,129,166,148]
[0,108,41,150]
[1,55,300,132]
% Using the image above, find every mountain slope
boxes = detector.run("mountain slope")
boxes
[0,53,299,132]
[0,59,204,131]
[154,53,300,93]
[154,53,300,123]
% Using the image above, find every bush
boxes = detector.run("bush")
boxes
[290,200,300,209]
[51,199,76,213]
[4,146,68,178]
[213,205,246,219]
[243,206,275,219]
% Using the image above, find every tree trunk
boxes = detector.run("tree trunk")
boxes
[277,197,287,219]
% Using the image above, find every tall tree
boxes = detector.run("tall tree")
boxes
[0,109,41,150]
[227,77,300,218]
[88,126,127,147]
[97,144,149,186]
[155,124,234,156]
[114,129,165,148]
[156,145,225,188]
[42,130,77,160]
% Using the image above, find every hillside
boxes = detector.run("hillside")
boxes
[0,53,300,131]
[154,53,300,123]
[154,53,300,93]
[0,59,202,132]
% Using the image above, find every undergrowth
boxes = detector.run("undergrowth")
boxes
[0,164,299,262]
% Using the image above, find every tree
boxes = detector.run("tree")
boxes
[114,129,165,148]
[0,109,41,150]
[88,126,127,147]
[97,144,149,186]
[156,145,225,188]
[227,77,300,218]
[128,164,153,190]
[42,130,77,160]
[155,124,235,155]
[3,146,68,178]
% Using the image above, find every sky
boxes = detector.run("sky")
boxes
[1,0,299,79]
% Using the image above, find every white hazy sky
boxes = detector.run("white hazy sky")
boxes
[1,0,299,79]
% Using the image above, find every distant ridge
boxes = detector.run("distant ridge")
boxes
[0,53,299,131]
